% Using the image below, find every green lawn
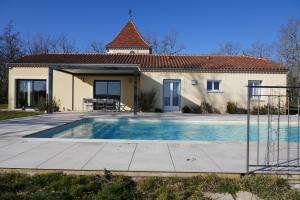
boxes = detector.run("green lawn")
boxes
[0,104,8,109]
[0,111,41,120]
[0,172,299,200]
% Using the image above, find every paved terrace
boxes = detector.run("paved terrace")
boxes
[0,113,298,176]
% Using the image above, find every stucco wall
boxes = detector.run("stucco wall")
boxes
[8,65,134,111]
[9,66,48,110]
[8,65,73,111]
[140,71,287,113]
[8,65,287,113]
[107,48,150,54]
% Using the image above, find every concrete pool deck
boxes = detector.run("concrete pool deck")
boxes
[0,112,298,176]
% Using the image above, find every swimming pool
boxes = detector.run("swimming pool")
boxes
[25,118,298,142]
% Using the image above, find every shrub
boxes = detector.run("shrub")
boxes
[95,176,139,200]
[0,97,8,104]
[36,97,61,112]
[191,105,202,113]
[226,102,237,114]
[252,104,279,115]
[52,97,61,112]
[226,101,247,114]
[36,97,47,112]
[236,107,247,114]
[189,102,218,114]
[181,105,191,113]
[200,101,214,114]
[139,89,156,112]
[154,108,162,113]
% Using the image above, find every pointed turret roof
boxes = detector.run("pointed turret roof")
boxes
[106,20,150,49]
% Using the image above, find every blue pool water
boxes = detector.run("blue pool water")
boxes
[26,118,298,142]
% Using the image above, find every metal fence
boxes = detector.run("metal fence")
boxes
[246,85,300,174]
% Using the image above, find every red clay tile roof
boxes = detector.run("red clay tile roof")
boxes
[106,20,150,49]
[13,53,287,72]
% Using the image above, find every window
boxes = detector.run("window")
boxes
[16,79,46,108]
[207,80,221,92]
[248,80,262,99]
[94,80,121,100]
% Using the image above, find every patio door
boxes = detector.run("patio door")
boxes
[16,79,46,108]
[163,79,181,112]
[94,80,121,111]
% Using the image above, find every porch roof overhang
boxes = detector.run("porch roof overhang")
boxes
[47,63,140,115]
[48,63,140,75]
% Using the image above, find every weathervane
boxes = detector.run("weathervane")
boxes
[128,9,132,20]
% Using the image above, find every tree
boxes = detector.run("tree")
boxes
[276,18,300,86]
[216,42,242,55]
[144,32,159,53]
[28,34,76,54]
[144,30,185,54]
[246,41,273,59]
[27,34,53,54]
[55,34,76,53]
[88,40,105,53]
[0,21,24,102]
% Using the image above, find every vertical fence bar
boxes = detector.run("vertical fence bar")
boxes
[246,86,250,174]
[287,96,290,167]
[267,96,270,165]
[257,97,260,165]
[277,96,280,168]
[297,96,300,166]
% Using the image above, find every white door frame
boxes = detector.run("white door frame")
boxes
[163,79,181,112]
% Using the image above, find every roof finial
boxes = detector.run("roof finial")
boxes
[128,9,132,20]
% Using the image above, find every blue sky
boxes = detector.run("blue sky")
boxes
[1,0,299,54]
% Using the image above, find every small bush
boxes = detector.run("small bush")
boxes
[226,102,237,114]
[0,97,8,104]
[36,97,61,112]
[36,97,47,112]
[240,175,299,200]
[189,102,218,114]
[139,88,156,112]
[181,105,191,113]
[95,176,139,200]
[154,108,162,113]
[191,105,202,113]
[226,101,247,114]
[200,101,214,114]
[52,97,61,112]
[252,104,279,115]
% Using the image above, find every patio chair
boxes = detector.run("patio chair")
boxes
[82,98,94,111]
[105,99,114,111]
[114,99,120,112]
[95,98,106,111]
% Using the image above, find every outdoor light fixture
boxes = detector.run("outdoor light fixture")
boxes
[192,80,198,85]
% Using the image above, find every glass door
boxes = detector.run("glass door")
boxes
[16,79,46,108]
[94,80,121,111]
[163,80,181,112]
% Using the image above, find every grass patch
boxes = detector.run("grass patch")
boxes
[0,172,299,200]
[0,111,41,120]
[0,104,8,109]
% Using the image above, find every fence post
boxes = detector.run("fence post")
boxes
[246,85,250,174]
[257,98,260,165]
[287,96,290,168]
[277,96,280,168]
[267,96,270,165]
[297,93,300,166]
